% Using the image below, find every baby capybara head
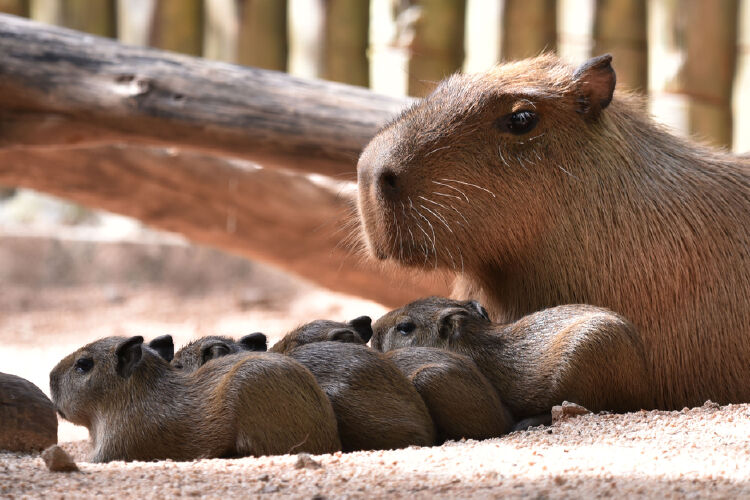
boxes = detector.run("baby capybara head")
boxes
[357,54,617,270]
[171,333,267,372]
[269,316,373,354]
[371,297,491,352]
[49,336,157,427]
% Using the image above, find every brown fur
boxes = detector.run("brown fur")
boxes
[49,336,340,462]
[372,297,651,418]
[357,54,750,409]
[384,347,513,441]
[269,317,372,355]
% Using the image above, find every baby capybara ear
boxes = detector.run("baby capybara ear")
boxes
[466,300,491,322]
[200,341,232,364]
[239,332,268,352]
[437,308,469,340]
[116,336,144,379]
[348,316,373,343]
[149,335,174,362]
[327,328,360,344]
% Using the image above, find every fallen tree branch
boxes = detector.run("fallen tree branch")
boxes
[0,143,450,305]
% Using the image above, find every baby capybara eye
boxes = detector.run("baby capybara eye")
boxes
[74,357,94,374]
[396,321,416,335]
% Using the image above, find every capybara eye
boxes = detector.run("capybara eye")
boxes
[496,110,539,135]
[173,362,183,370]
[396,321,415,335]
[74,357,94,374]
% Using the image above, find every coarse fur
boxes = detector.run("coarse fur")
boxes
[383,347,513,441]
[49,336,340,462]
[171,333,267,371]
[372,297,651,418]
[268,316,373,354]
[357,54,750,409]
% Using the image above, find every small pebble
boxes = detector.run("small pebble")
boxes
[41,445,78,473]
[295,453,322,469]
[551,401,591,423]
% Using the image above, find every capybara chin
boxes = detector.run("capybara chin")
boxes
[49,336,340,462]
[357,53,750,410]
[372,297,652,417]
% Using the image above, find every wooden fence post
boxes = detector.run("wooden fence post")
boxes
[236,0,288,70]
[320,0,369,87]
[660,0,739,148]
[149,0,204,55]
[592,0,648,92]
[395,0,467,97]
[500,0,557,61]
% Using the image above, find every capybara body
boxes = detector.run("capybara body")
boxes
[49,336,340,462]
[383,347,513,441]
[357,54,750,409]
[287,341,436,451]
[172,319,435,452]
[373,297,651,418]
[171,333,266,371]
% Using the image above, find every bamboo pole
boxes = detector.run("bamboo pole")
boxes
[320,0,370,87]
[236,0,288,70]
[500,0,557,61]
[394,0,467,97]
[592,0,647,92]
[149,0,204,56]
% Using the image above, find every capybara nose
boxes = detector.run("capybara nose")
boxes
[377,167,399,198]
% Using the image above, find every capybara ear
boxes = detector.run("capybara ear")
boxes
[348,316,373,343]
[573,54,616,118]
[327,328,360,344]
[239,332,268,352]
[148,335,174,362]
[437,308,469,339]
[201,341,232,364]
[467,300,491,322]
[116,336,144,379]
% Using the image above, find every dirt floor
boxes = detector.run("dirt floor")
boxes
[2,285,750,499]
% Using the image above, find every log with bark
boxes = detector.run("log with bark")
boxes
[0,14,409,179]
[0,14,449,305]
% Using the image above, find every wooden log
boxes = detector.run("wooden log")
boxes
[500,0,557,61]
[394,0,467,97]
[0,14,410,179]
[149,0,204,56]
[592,0,648,92]
[320,0,370,87]
[0,143,449,305]
[236,0,288,70]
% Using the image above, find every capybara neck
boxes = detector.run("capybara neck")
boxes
[357,54,750,409]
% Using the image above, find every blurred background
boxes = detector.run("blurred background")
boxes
[0,1,747,406]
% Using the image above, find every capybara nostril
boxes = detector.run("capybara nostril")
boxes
[377,169,399,198]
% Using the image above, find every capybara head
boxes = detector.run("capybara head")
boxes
[171,333,268,371]
[269,316,373,354]
[371,297,491,352]
[49,336,160,427]
[356,54,617,270]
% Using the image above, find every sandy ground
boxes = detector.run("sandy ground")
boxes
[2,286,750,499]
